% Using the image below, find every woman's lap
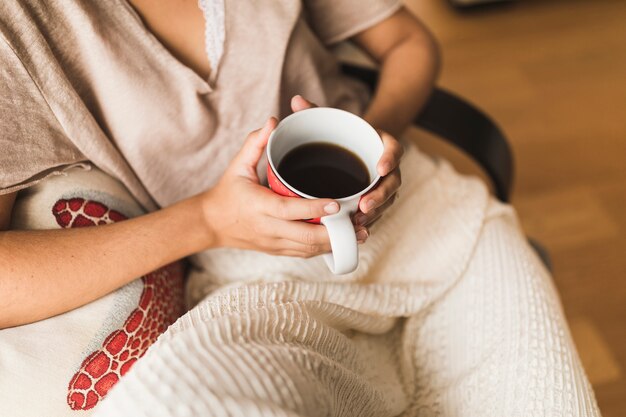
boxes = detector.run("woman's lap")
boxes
[94,199,600,417]
[400,203,599,416]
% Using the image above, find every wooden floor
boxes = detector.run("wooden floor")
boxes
[402,0,626,415]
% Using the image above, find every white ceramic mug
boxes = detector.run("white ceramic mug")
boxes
[266,107,383,274]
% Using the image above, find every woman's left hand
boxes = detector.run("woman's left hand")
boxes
[353,129,403,227]
[291,95,403,230]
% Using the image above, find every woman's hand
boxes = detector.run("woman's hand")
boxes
[291,96,403,229]
[201,117,370,258]
[353,129,403,227]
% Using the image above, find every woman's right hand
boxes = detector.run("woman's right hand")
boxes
[200,118,369,258]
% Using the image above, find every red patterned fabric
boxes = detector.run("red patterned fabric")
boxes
[51,198,184,410]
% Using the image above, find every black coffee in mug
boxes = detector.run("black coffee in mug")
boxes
[277,142,370,199]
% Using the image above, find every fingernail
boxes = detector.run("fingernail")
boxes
[355,214,367,225]
[324,202,339,214]
[356,229,369,241]
[365,200,376,211]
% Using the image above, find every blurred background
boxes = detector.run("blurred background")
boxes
[401,0,625,415]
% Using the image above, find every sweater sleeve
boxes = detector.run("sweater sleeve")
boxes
[0,36,86,195]
[302,0,402,45]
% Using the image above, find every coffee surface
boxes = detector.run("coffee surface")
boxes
[277,142,370,198]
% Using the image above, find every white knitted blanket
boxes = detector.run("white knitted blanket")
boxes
[93,144,600,416]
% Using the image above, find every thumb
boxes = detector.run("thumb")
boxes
[233,117,278,177]
[291,95,318,113]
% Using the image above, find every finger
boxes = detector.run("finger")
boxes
[270,220,331,248]
[262,234,329,258]
[377,131,404,176]
[275,238,331,258]
[354,196,396,227]
[234,117,278,174]
[278,238,369,259]
[291,95,318,113]
[271,220,369,249]
[359,170,401,213]
[262,190,340,220]
[274,226,369,258]
[243,235,323,258]
[363,212,384,228]
[274,249,314,259]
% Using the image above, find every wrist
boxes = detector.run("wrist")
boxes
[165,194,218,253]
[363,110,395,136]
[193,190,221,251]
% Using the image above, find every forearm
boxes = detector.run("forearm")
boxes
[0,195,210,328]
[354,10,441,136]
[364,38,439,135]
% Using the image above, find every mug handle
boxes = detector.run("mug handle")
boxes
[321,208,358,275]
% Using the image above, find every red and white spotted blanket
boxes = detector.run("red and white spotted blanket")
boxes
[0,165,185,416]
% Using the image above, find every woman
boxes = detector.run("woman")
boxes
[0,0,600,416]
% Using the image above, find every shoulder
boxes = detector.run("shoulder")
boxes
[0,0,98,57]
[301,0,402,45]
[0,1,47,102]
[0,0,50,36]
[0,0,99,99]
[0,8,75,148]
[0,0,57,62]
[0,0,90,24]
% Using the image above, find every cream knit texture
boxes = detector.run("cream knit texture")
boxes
[93,145,600,417]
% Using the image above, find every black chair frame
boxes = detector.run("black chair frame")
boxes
[341,63,552,270]
[341,63,513,203]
